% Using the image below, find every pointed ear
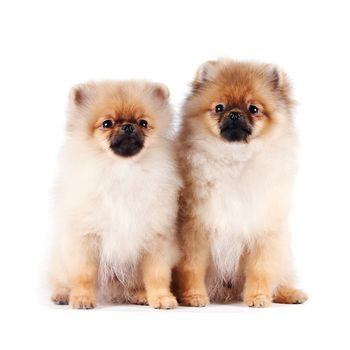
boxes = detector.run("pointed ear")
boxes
[194,60,218,83]
[151,83,170,101]
[265,64,294,107]
[69,83,96,107]
[265,64,288,89]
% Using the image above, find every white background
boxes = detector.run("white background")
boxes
[1,0,349,349]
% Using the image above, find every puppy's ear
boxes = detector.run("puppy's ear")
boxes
[265,65,294,107]
[194,60,218,84]
[69,83,96,108]
[151,83,170,101]
[265,64,288,89]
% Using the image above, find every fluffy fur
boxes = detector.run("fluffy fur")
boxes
[174,59,308,307]
[49,80,181,309]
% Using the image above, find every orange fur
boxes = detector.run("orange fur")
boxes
[141,238,178,309]
[274,286,308,304]
[175,58,307,307]
[174,194,210,306]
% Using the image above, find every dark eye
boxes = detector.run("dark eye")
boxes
[102,120,114,128]
[139,119,148,128]
[215,104,225,113]
[249,105,259,114]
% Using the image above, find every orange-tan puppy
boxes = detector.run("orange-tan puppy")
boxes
[175,59,308,307]
[49,80,180,309]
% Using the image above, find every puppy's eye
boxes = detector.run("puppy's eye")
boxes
[102,120,114,128]
[215,104,225,113]
[139,119,148,128]
[249,105,259,114]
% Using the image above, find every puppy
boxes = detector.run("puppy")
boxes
[49,80,180,309]
[174,59,308,307]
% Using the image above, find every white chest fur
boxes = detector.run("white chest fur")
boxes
[190,137,296,279]
[95,162,159,266]
[56,144,180,283]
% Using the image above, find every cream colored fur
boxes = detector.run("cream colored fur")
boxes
[49,81,180,306]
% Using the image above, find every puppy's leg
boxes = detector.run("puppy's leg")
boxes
[49,253,70,305]
[141,237,178,310]
[243,232,285,308]
[274,285,308,304]
[175,217,210,307]
[68,234,100,309]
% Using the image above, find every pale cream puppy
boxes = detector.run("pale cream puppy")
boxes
[49,80,180,309]
[175,59,308,307]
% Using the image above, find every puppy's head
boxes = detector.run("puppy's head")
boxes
[185,59,294,143]
[67,80,172,158]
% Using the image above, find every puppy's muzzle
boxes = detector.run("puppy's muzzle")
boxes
[110,127,144,157]
[220,112,252,142]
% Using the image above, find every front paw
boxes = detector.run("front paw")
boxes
[51,293,69,305]
[148,294,178,309]
[69,292,96,309]
[131,290,148,305]
[179,292,209,307]
[244,293,272,308]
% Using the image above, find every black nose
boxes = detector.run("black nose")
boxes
[229,111,241,120]
[121,123,135,134]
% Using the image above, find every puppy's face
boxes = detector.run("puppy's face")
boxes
[186,60,294,143]
[91,100,152,158]
[68,80,171,158]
